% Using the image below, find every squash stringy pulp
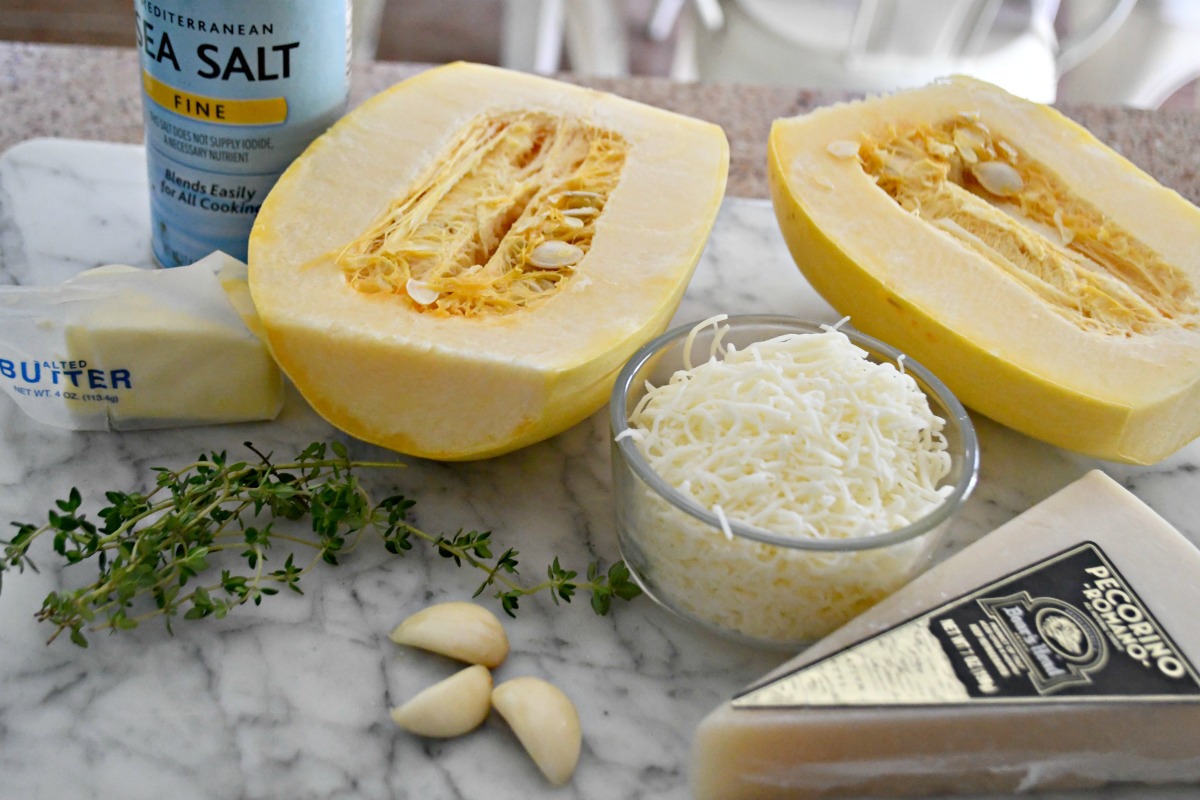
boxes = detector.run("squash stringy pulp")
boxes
[850,116,1197,337]
[338,111,628,317]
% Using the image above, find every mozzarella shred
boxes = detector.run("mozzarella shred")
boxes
[623,324,953,643]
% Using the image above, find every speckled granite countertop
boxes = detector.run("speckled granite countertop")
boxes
[3,40,1199,202]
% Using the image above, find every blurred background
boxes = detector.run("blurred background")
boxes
[2,0,1197,109]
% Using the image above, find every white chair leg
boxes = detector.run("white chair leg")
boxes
[563,0,630,76]
[1058,0,1200,108]
[648,0,688,42]
[692,0,725,31]
[1055,0,1137,75]
[669,3,700,82]
[502,0,566,74]
[350,0,386,62]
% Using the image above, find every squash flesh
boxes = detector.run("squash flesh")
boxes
[769,76,1200,464]
[857,117,1192,337]
[249,63,728,460]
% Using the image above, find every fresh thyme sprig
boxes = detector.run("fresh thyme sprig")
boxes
[0,441,640,647]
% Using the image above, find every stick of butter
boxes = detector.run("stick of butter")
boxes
[691,471,1200,798]
[0,252,283,430]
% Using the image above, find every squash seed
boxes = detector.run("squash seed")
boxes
[952,127,984,163]
[529,241,584,269]
[826,140,861,159]
[556,190,604,204]
[406,279,441,305]
[970,161,1024,197]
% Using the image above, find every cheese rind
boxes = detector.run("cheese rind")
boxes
[690,471,1200,798]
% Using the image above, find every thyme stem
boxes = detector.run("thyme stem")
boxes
[1,441,639,647]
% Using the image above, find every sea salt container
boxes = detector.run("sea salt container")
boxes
[134,0,350,266]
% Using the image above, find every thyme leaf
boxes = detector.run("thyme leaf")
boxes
[0,441,640,646]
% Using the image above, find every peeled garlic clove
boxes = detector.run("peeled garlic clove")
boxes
[970,160,1024,197]
[390,664,492,737]
[390,601,510,667]
[492,676,582,786]
[528,240,584,269]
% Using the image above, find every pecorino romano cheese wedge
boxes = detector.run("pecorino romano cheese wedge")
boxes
[691,471,1200,798]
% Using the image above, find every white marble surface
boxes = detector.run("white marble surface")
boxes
[0,138,1198,799]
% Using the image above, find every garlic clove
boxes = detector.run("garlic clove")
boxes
[491,676,582,786]
[390,664,492,737]
[390,601,510,667]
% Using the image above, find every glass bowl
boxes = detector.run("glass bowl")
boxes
[609,315,979,648]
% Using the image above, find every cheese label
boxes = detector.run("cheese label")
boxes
[734,542,1200,708]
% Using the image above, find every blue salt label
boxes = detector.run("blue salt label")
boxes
[134,0,350,266]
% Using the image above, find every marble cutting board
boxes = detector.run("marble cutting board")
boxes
[0,138,1197,800]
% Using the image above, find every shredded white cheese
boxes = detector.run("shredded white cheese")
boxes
[622,323,953,643]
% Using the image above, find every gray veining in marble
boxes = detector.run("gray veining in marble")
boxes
[0,139,1198,799]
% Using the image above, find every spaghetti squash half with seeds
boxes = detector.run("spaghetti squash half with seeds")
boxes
[249,62,728,460]
[769,76,1200,464]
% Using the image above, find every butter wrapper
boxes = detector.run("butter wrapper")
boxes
[0,251,284,430]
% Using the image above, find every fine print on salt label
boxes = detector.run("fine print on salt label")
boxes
[134,0,350,267]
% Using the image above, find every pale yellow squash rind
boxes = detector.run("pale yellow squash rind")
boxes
[768,76,1200,464]
[250,62,728,460]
